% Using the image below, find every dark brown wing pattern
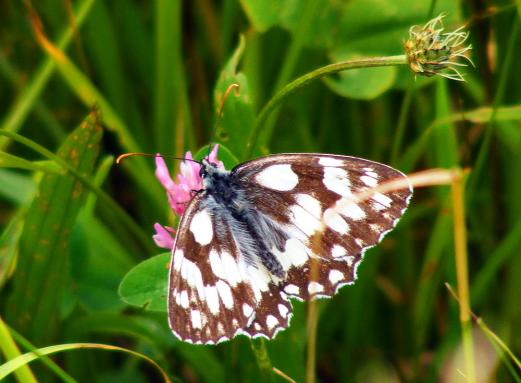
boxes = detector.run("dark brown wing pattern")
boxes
[168,153,412,344]
[168,193,292,344]
[233,154,412,301]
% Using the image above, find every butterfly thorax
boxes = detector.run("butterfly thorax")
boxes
[200,161,243,209]
[200,159,286,278]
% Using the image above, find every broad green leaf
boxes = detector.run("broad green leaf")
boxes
[239,0,290,32]
[325,51,397,100]
[213,36,255,159]
[119,253,170,312]
[239,0,343,48]
[69,215,135,312]
[6,111,102,344]
[337,0,460,54]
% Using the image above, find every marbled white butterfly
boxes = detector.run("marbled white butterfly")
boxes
[168,152,412,344]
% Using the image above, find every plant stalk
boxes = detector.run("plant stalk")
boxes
[243,55,407,159]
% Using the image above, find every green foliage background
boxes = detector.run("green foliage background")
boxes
[1,0,521,382]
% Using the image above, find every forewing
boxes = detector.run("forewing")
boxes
[233,153,413,300]
[168,193,292,344]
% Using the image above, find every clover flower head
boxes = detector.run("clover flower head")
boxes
[152,145,224,250]
[405,13,473,81]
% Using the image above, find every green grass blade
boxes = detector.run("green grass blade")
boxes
[154,0,179,153]
[0,51,66,143]
[214,36,255,159]
[0,0,96,150]
[0,213,24,289]
[0,128,153,254]
[0,316,37,383]
[6,111,102,344]
[7,325,78,383]
[27,10,164,207]
[0,151,61,173]
[0,342,171,382]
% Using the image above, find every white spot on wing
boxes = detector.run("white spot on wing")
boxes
[266,315,279,330]
[180,259,205,298]
[242,303,253,318]
[336,198,366,220]
[323,208,349,234]
[331,245,347,258]
[284,284,300,295]
[209,249,224,279]
[216,280,234,309]
[247,265,270,303]
[180,290,189,308]
[329,269,344,285]
[255,164,298,191]
[173,249,183,272]
[278,304,289,318]
[191,310,202,329]
[220,251,242,287]
[372,192,392,208]
[282,238,309,267]
[323,167,352,197]
[308,281,324,295]
[319,157,344,167]
[190,209,213,245]
[360,175,378,187]
[204,285,220,315]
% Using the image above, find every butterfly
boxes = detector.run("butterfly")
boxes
[168,152,412,344]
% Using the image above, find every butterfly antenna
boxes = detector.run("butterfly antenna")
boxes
[116,152,202,165]
[207,82,240,159]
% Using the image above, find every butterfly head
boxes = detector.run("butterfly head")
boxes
[200,157,229,185]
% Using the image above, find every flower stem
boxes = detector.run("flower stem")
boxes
[243,54,408,159]
[451,169,477,383]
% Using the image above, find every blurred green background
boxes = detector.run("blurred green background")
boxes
[1,0,520,382]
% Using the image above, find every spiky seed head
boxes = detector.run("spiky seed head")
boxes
[405,13,473,81]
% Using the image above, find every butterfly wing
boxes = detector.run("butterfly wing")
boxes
[232,153,413,300]
[168,192,292,344]
[168,153,412,344]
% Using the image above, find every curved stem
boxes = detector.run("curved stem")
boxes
[243,54,408,159]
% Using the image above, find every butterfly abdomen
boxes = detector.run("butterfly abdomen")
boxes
[204,169,287,278]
